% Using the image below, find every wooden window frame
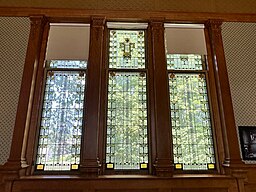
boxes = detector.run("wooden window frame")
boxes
[7,16,241,177]
[103,26,150,175]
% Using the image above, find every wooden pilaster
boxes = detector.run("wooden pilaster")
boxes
[149,19,173,177]
[206,20,242,167]
[4,16,46,171]
[80,16,106,176]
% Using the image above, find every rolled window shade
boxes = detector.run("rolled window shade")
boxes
[165,27,207,55]
[46,25,90,60]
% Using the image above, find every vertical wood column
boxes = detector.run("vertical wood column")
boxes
[150,20,173,177]
[4,16,46,171]
[80,16,105,176]
[206,20,242,167]
[25,22,50,175]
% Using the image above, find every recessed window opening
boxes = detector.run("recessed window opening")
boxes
[165,23,216,171]
[35,24,90,171]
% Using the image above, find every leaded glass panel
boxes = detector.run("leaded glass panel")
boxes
[48,60,87,69]
[36,60,86,171]
[109,30,145,69]
[169,72,215,170]
[106,72,148,170]
[166,54,204,70]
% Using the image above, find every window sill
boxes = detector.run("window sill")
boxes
[19,174,231,180]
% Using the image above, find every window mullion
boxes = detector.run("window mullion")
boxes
[150,20,173,177]
[79,17,106,176]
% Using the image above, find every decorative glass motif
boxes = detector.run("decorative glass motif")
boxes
[48,60,87,69]
[169,73,215,170]
[167,54,204,70]
[106,72,148,169]
[106,29,148,170]
[168,55,215,170]
[109,30,145,69]
[36,60,86,171]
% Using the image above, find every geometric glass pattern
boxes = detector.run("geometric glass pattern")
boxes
[167,54,215,170]
[36,60,86,171]
[48,60,87,69]
[106,29,148,170]
[167,54,204,70]
[109,30,145,69]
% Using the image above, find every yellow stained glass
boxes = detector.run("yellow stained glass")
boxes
[140,163,148,169]
[208,164,215,169]
[36,164,44,170]
[175,164,183,169]
[106,163,114,169]
[71,164,79,170]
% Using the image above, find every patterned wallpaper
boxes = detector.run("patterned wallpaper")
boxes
[0,0,255,14]
[0,17,30,165]
[222,22,256,127]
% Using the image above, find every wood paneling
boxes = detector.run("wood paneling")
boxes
[96,190,156,192]
[11,176,238,192]
[173,189,227,192]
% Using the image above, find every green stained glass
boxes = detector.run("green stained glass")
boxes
[106,29,148,170]
[106,72,148,169]
[48,60,87,69]
[165,27,215,170]
[168,55,215,170]
[36,60,86,171]
[109,30,145,69]
[167,54,204,70]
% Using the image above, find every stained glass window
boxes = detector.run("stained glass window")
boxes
[167,54,215,170]
[36,60,86,171]
[167,54,204,70]
[109,30,145,69]
[106,29,148,170]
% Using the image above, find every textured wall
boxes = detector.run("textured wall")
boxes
[0,0,255,14]
[222,22,256,127]
[0,17,30,165]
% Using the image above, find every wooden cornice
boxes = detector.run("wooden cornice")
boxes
[0,7,256,22]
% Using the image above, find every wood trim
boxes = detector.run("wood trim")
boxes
[149,19,173,177]
[204,26,227,174]
[0,7,256,22]
[4,16,47,171]
[206,20,243,168]
[80,16,106,176]
[10,175,239,192]
[25,21,50,175]
[147,24,156,176]
[98,22,108,175]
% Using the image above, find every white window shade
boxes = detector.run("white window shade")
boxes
[165,27,207,55]
[46,25,90,60]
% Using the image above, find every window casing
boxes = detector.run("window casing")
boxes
[35,60,86,171]
[105,29,149,171]
[167,54,215,170]
[31,20,221,175]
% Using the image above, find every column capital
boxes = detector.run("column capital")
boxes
[91,16,106,27]
[206,19,223,32]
